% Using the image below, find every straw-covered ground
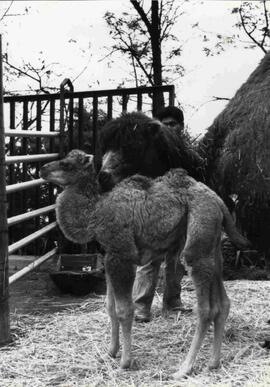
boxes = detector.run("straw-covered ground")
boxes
[1,273,270,387]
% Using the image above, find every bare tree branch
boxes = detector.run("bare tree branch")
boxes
[98,48,120,63]
[212,96,230,102]
[261,0,269,49]
[120,34,154,84]
[104,1,182,93]
[72,54,92,84]
[105,18,154,85]
[239,5,268,53]
[0,1,13,23]
[130,0,152,33]
[131,53,139,87]
[4,58,40,83]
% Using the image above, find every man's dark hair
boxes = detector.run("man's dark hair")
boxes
[156,106,184,125]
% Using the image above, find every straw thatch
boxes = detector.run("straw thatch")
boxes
[198,53,270,252]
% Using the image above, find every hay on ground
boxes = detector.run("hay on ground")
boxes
[1,277,270,386]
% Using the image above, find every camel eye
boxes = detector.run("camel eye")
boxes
[60,160,72,170]
[82,156,90,165]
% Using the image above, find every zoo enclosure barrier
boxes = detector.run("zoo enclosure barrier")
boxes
[2,81,175,285]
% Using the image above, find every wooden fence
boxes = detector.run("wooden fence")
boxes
[4,82,175,259]
[0,35,9,343]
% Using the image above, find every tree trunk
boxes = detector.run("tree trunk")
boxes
[151,0,164,115]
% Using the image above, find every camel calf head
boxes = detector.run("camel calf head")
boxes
[40,150,94,186]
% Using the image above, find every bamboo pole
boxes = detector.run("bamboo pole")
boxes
[0,35,10,344]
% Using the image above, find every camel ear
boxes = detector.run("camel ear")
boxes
[83,154,94,169]
[82,142,92,154]
[148,119,162,136]
[86,154,94,163]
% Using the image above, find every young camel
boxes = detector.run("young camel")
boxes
[40,149,250,379]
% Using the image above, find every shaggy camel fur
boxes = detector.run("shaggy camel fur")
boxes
[97,111,206,315]
[40,150,249,379]
[97,111,205,191]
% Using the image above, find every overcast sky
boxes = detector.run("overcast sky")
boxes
[0,0,266,136]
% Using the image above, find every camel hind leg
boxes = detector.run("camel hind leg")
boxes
[173,258,214,379]
[105,275,120,358]
[173,254,229,379]
[209,248,230,370]
[173,210,230,379]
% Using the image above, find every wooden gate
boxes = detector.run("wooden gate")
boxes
[4,81,175,267]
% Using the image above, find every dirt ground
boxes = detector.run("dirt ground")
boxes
[9,257,92,316]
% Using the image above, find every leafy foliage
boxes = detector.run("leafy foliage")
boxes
[103,0,184,87]
[235,0,270,53]
[201,1,270,57]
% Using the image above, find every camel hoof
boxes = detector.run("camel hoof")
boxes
[260,340,270,349]
[172,368,190,380]
[120,358,139,370]
[130,358,140,370]
[108,347,119,358]
[120,358,132,369]
[208,359,220,370]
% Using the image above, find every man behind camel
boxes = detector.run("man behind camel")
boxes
[133,106,205,323]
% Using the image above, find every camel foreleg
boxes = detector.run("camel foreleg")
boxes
[105,255,136,369]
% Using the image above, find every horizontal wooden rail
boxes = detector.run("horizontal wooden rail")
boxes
[4,85,175,103]
[6,153,58,165]
[9,247,58,285]
[8,204,56,226]
[5,129,59,138]
[7,178,46,194]
[8,222,57,254]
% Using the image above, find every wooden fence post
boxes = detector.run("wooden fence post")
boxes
[59,78,74,157]
[0,34,10,344]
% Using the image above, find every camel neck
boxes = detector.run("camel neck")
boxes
[56,175,99,245]
[75,175,100,199]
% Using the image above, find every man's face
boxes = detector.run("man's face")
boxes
[161,116,183,131]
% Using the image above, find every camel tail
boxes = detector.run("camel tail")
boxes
[219,199,251,250]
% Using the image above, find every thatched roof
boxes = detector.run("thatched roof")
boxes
[198,53,270,250]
